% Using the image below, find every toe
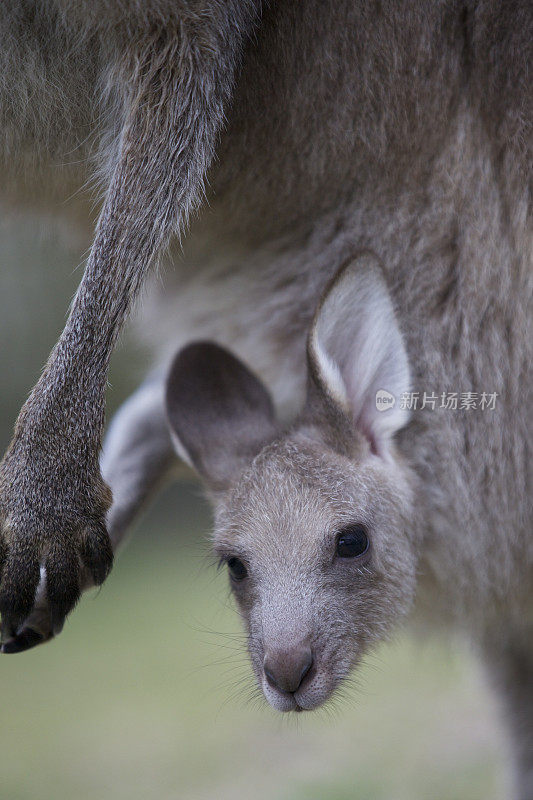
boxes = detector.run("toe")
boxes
[45,540,81,631]
[1,627,46,653]
[81,520,113,586]
[0,541,40,638]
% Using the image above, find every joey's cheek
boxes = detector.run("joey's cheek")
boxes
[231,581,255,610]
[231,590,258,632]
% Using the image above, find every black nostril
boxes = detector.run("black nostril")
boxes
[298,651,313,686]
[263,663,279,691]
[263,648,314,694]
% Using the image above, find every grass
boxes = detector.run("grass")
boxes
[0,484,505,800]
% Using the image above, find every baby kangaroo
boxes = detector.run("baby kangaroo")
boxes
[167,257,418,712]
[165,255,532,796]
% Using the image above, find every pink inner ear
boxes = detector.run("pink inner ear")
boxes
[349,366,410,461]
[361,419,380,457]
[354,398,386,458]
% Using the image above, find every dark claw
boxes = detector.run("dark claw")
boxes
[1,627,46,653]
[45,543,81,626]
[81,521,114,586]
[0,545,41,633]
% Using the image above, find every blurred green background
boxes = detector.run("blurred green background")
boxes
[0,211,505,800]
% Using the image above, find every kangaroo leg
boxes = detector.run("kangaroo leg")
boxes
[0,3,262,650]
[101,370,194,551]
[102,374,178,551]
[483,631,533,800]
[1,371,188,652]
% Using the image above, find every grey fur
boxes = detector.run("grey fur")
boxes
[0,0,262,641]
[0,1,531,795]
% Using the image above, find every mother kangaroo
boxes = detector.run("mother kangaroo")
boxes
[0,2,531,796]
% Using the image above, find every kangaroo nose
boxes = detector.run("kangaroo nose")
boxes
[263,646,314,694]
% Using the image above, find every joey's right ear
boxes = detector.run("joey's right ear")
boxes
[165,341,278,491]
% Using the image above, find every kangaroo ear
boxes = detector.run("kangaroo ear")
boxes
[165,342,278,490]
[307,253,411,460]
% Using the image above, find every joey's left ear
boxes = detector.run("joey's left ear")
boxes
[165,341,278,491]
[307,253,411,459]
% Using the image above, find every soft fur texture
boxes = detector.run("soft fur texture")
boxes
[0,1,531,796]
[0,0,262,641]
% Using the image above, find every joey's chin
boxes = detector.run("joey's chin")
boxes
[261,672,338,713]
[262,680,302,712]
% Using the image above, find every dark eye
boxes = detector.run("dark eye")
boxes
[227,557,248,581]
[336,525,369,558]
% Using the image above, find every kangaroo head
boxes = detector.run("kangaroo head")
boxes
[166,254,419,712]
